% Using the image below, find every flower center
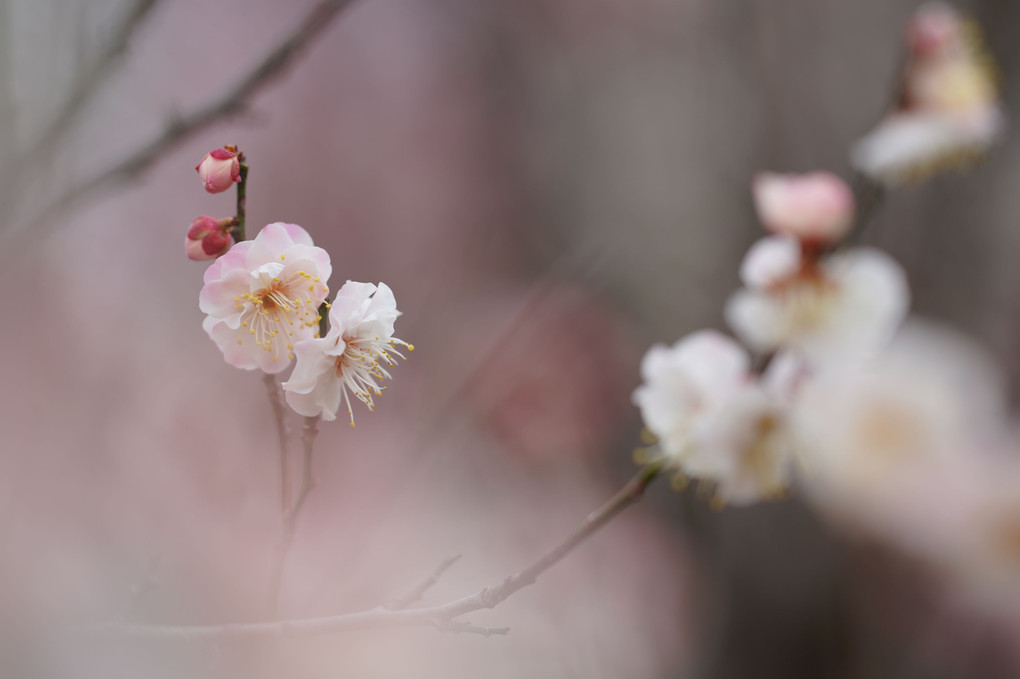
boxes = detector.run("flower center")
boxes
[333,333,412,425]
[237,270,322,362]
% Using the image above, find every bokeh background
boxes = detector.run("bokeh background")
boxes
[2,0,1020,676]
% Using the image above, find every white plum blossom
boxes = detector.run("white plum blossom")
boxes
[752,172,854,244]
[199,222,331,374]
[726,236,909,366]
[632,331,794,505]
[791,322,1008,561]
[283,281,411,424]
[852,3,1004,184]
[942,465,1020,615]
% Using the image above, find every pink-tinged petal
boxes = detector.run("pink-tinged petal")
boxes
[199,268,249,326]
[268,222,314,247]
[206,320,258,371]
[753,172,854,243]
[281,243,332,282]
[203,241,250,284]
[245,223,302,267]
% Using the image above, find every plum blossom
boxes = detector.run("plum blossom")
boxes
[752,172,854,244]
[632,331,794,505]
[199,222,331,374]
[943,466,1020,615]
[725,236,908,366]
[791,322,1008,561]
[196,147,242,193]
[283,281,411,424]
[852,3,1004,184]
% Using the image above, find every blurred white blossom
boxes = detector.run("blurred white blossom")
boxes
[852,2,1004,184]
[792,322,1008,563]
[633,331,793,504]
[726,238,908,366]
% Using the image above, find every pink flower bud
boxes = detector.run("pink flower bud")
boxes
[185,215,235,260]
[195,147,241,193]
[752,172,854,244]
[906,3,961,58]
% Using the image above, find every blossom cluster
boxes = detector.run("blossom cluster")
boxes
[633,3,1015,617]
[189,148,410,425]
[851,2,1004,184]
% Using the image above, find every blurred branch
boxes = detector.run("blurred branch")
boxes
[89,460,666,640]
[11,0,357,243]
[25,0,159,169]
[386,554,462,610]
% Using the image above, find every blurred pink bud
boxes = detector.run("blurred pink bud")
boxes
[195,147,241,193]
[752,171,854,244]
[906,3,962,57]
[185,215,234,260]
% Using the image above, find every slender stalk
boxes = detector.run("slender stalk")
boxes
[90,459,666,639]
[261,374,291,515]
[235,161,248,241]
[267,415,320,616]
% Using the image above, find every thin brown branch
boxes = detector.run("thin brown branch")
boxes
[88,460,666,640]
[12,0,356,243]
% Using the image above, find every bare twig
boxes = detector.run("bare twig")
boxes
[88,460,666,640]
[267,415,320,616]
[11,0,357,243]
[386,554,463,611]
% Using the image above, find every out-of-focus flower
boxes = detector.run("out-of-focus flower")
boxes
[195,147,242,194]
[945,466,1020,615]
[852,3,1004,184]
[199,223,331,374]
[752,172,854,244]
[633,331,793,504]
[792,322,1007,561]
[185,215,235,260]
[283,281,411,424]
[726,236,908,365]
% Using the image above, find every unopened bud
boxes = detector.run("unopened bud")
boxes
[906,3,962,58]
[186,215,235,260]
[195,147,241,194]
[752,172,854,244]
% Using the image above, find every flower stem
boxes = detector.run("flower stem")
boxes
[235,159,248,241]
[267,415,320,616]
[261,374,291,515]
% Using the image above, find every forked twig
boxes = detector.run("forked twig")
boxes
[89,460,666,639]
